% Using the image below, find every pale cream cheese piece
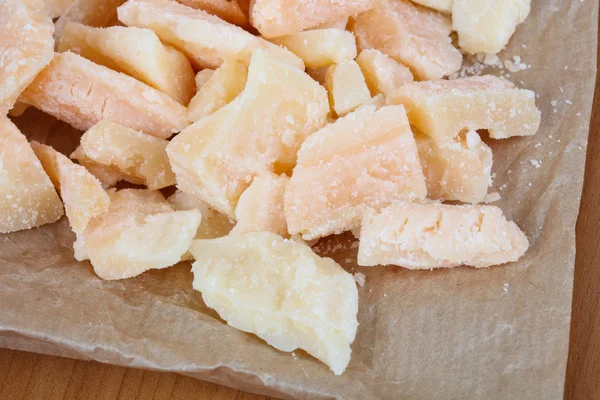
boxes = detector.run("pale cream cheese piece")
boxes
[358,201,529,269]
[189,232,359,375]
[325,60,371,117]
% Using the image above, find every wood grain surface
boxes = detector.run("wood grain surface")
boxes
[0,28,598,400]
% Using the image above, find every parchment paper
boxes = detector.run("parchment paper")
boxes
[0,1,598,399]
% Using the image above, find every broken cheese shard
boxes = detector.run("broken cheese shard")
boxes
[231,172,288,237]
[0,0,54,115]
[55,0,127,41]
[187,60,248,122]
[31,142,109,234]
[189,232,359,375]
[59,23,196,106]
[168,191,233,240]
[0,117,64,233]
[20,52,189,139]
[176,0,249,27]
[250,0,377,38]
[358,201,529,269]
[270,29,357,69]
[71,146,127,188]
[416,130,492,204]
[75,189,202,280]
[452,0,531,55]
[78,121,176,190]
[325,61,371,117]
[285,105,427,240]
[352,0,462,80]
[167,50,329,217]
[117,0,303,70]
[356,49,414,97]
[195,69,215,90]
[43,0,76,19]
[387,75,541,142]
[410,0,452,13]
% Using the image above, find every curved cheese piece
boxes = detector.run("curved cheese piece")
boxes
[167,50,329,218]
[77,121,176,190]
[352,0,461,80]
[230,172,288,237]
[75,189,202,280]
[387,75,541,142]
[453,0,531,55]
[20,52,189,139]
[0,0,54,115]
[59,23,196,106]
[285,105,427,240]
[416,130,492,204]
[358,202,529,269]
[189,232,359,375]
[270,29,357,70]
[0,118,64,233]
[250,0,377,38]
[31,142,109,234]
[117,0,303,70]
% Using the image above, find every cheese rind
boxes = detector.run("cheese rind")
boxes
[387,75,541,142]
[271,29,357,69]
[117,0,303,70]
[416,130,492,204]
[0,0,54,115]
[75,189,202,280]
[285,105,427,240]
[31,142,109,234]
[20,52,189,139]
[352,0,461,80]
[452,0,531,55]
[358,202,529,269]
[167,50,329,218]
[189,232,359,375]
[77,121,176,190]
[231,172,288,237]
[250,0,377,38]
[59,23,196,105]
[0,118,64,233]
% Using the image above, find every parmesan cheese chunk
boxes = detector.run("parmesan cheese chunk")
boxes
[189,232,359,375]
[358,202,529,269]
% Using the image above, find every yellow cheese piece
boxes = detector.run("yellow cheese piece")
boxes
[453,0,531,55]
[54,0,127,40]
[416,130,492,204]
[356,49,413,97]
[189,232,359,375]
[31,141,109,234]
[166,50,329,218]
[0,118,64,233]
[75,189,202,280]
[187,60,248,122]
[0,0,54,115]
[358,201,529,269]
[270,29,357,69]
[285,105,427,240]
[230,172,288,237]
[250,0,377,38]
[117,0,303,70]
[77,121,176,190]
[70,146,127,188]
[59,23,196,106]
[411,0,452,13]
[352,0,462,80]
[168,191,233,240]
[325,60,371,117]
[20,52,189,139]
[195,69,215,90]
[387,75,541,142]
[176,0,249,27]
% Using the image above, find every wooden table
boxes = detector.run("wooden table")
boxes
[1,45,598,400]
